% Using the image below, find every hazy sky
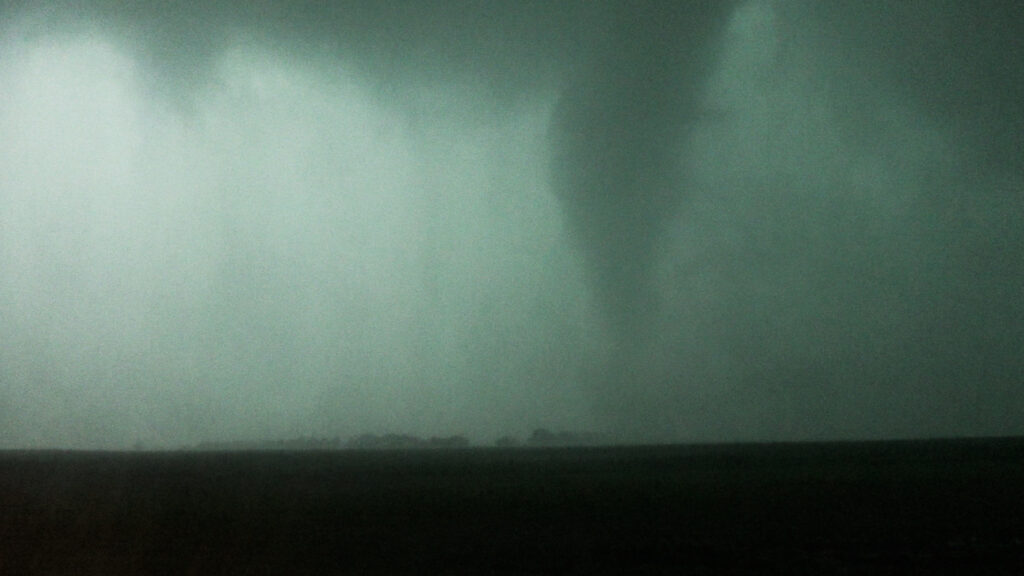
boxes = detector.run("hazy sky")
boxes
[1,1,1022,448]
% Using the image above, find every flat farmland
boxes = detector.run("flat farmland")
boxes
[2,438,1023,574]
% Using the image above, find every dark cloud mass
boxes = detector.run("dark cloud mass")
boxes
[1,1,1022,448]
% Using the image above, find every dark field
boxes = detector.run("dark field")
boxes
[2,438,1023,574]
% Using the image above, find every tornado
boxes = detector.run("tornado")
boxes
[549,2,735,349]
[545,3,736,440]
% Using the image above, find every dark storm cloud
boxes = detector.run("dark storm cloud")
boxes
[629,0,1024,441]
[1,1,1023,447]
[776,1,1024,175]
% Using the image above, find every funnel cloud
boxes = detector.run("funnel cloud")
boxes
[1,1,1022,448]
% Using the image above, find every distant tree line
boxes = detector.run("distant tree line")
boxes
[493,428,605,448]
[345,433,469,450]
[525,428,604,447]
[193,436,342,451]
[193,433,469,451]
[191,428,604,451]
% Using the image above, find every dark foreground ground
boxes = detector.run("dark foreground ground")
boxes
[2,438,1023,574]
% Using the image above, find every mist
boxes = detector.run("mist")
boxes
[1,1,1022,448]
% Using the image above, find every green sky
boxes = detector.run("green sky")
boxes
[1,1,1022,448]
